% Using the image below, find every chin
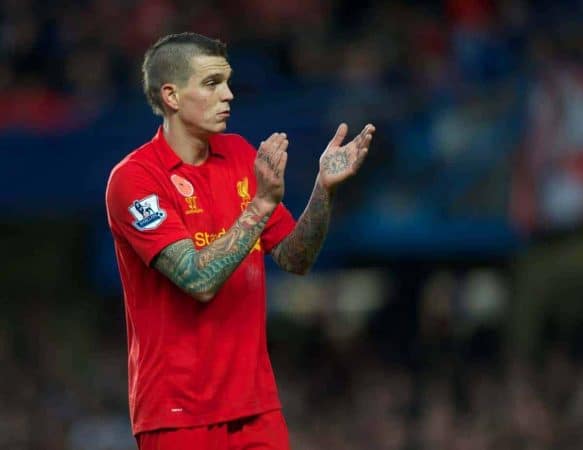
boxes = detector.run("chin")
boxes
[213,122,228,133]
[198,125,226,136]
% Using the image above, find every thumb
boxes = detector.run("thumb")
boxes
[329,123,348,147]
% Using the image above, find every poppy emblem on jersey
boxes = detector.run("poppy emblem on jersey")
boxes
[129,194,167,231]
[171,174,194,197]
[237,177,251,211]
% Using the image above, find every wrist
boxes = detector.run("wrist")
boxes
[251,196,277,215]
[316,173,336,196]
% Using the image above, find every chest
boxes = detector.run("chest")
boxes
[166,162,256,246]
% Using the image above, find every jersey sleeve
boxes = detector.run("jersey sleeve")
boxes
[106,161,191,266]
[261,202,296,254]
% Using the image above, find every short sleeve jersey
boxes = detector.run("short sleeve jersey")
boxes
[105,127,295,435]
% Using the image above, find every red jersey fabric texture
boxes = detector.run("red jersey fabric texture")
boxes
[135,409,291,450]
[105,127,296,435]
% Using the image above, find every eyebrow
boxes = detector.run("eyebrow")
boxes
[201,69,233,83]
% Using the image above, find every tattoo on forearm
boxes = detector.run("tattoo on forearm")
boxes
[320,150,350,175]
[272,182,332,274]
[154,203,270,297]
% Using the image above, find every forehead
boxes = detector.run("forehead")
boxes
[189,55,231,78]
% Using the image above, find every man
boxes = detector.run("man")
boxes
[105,32,375,450]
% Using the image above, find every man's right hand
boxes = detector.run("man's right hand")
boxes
[254,132,289,211]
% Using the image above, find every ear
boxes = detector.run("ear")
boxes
[161,83,179,112]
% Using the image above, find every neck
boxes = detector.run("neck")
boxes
[163,118,210,166]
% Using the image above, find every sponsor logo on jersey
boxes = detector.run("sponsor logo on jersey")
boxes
[171,174,194,197]
[194,227,262,253]
[184,196,204,214]
[129,194,166,230]
[236,177,251,211]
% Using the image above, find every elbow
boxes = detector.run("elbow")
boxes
[288,264,311,276]
[190,289,217,303]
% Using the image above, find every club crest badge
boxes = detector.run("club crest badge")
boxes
[171,174,194,197]
[237,177,251,211]
[129,194,166,231]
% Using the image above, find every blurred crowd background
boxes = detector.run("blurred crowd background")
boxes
[2,0,583,449]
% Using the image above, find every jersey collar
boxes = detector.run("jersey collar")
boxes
[153,126,225,171]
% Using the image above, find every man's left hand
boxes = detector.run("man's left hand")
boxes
[318,123,375,192]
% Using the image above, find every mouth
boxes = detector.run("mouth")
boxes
[217,111,230,118]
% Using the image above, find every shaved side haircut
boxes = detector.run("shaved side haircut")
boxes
[142,32,227,116]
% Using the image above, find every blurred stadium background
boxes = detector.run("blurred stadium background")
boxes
[2,0,583,448]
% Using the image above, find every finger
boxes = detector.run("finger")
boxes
[276,150,288,178]
[353,126,367,148]
[269,133,287,162]
[275,133,288,152]
[257,133,287,176]
[273,133,287,152]
[266,132,280,145]
[358,135,373,156]
[260,132,280,151]
[277,136,289,155]
[356,124,375,148]
[272,132,288,152]
[268,134,286,169]
[273,138,289,172]
[329,123,348,147]
[355,133,374,165]
[362,131,373,148]
[257,135,271,157]
[352,145,369,172]
[259,133,282,164]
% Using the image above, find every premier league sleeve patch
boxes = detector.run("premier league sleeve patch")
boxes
[128,194,167,231]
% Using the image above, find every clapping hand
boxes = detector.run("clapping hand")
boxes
[254,132,289,210]
[318,123,375,191]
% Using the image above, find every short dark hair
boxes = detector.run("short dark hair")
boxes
[142,32,228,116]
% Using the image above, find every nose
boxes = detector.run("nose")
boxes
[221,83,234,102]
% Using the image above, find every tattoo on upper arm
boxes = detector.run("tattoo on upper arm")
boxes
[154,203,269,297]
[272,182,331,274]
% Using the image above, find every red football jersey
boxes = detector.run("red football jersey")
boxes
[105,127,296,434]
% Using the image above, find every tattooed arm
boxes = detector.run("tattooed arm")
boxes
[154,200,272,302]
[154,132,289,302]
[271,177,332,274]
[271,123,375,274]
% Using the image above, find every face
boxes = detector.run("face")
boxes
[165,55,234,135]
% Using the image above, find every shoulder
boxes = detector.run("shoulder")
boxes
[108,141,160,185]
[106,143,163,205]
